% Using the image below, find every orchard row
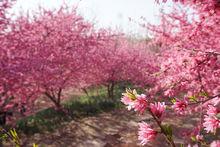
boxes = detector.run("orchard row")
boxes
[0,1,156,120]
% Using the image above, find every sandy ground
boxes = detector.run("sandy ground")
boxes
[4,108,207,147]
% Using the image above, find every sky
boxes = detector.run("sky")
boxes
[11,0,173,36]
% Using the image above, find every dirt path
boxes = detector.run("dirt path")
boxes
[4,108,218,147]
[19,109,141,147]
[3,109,170,147]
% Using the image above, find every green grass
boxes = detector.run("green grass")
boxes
[16,84,126,135]
[16,82,145,135]
[16,99,121,135]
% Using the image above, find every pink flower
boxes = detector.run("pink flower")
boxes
[121,96,134,110]
[3,103,14,111]
[203,115,220,133]
[195,134,203,141]
[164,89,175,97]
[121,90,148,114]
[121,89,139,111]
[150,102,166,118]
[172,99,188,114]
[210,140,220,147]
[133,94,148,114]
[207,105,219,116]
[138,122,157,146]
[210,97,220,106]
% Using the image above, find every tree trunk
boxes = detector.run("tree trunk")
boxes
[82,88,90,97]
[44,91,62,111]
[107,82,115,99]
[107,84,110,98]
[110,82,115,99]
[0,112,6,126]
[96,87,99,96]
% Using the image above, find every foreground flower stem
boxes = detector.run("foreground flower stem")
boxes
[148,109,176,147]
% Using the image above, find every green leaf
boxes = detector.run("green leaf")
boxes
[188,95,197,102]
[191,136,196,142]
[0,134,8,140]
[162,124,173,139]
[10,129,18,139]
[199,92,208,97]
[33,143,38,147]
[122,88,137,100]
[171,98,176,104]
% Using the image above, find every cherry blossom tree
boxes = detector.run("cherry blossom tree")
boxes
[84,32,157,99]
[0,0,32,125]
[121,1,220,146]
[8,6,99,110]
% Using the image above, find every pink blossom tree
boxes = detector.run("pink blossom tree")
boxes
[121,1,220,146]
[84,33,157,99]
[0,0,35,125]
[8,6,99,110]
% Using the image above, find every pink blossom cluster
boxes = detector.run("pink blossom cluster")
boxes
[121,89,148,114]
[172,99,188,115]
[145,0,220,143]
[210,140,220,147]
[203,105,220,133]
[121,90,166,117]
[150,102,166,119]
[138,122,157,145]
[121,0,220,146]
[121,89,166,145]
